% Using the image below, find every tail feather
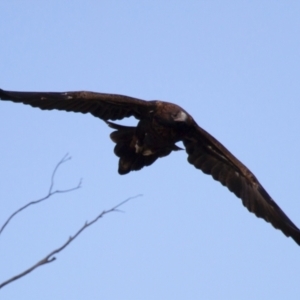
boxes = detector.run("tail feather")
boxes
[105,121,177,174]
[106,121,136,143]
[106,121,159,174]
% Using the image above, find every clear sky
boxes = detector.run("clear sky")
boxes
[1,1,300,299]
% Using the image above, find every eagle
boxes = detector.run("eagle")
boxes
[1,88,299,246]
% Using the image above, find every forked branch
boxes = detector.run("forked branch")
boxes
[0,154,82,236]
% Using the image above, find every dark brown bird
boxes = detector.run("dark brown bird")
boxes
[1,88,299,246]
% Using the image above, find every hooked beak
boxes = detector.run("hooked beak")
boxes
[174,111,188,122]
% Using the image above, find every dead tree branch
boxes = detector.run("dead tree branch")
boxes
[0,153,82,236]
[0,195,141,289]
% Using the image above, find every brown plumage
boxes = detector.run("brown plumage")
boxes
[1,88,299,246]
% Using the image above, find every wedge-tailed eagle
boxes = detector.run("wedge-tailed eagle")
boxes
[1,88,299,246]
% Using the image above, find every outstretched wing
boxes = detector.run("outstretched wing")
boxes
[183,124,300,245]
[0,89,154,120]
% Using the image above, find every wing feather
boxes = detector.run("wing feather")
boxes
[0,89,154,120]
[184,125,300,245]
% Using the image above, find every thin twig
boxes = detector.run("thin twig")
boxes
[0,154,82,236]
[0,195,141,289]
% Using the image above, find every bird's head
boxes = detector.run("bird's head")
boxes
[154,102,193,127]
[171,110,189,122]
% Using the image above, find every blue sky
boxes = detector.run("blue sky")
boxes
[1,1,300,299]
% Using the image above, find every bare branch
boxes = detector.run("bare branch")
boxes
[48,153,71,194]
[0,154,82,236]
[0,195,141,289]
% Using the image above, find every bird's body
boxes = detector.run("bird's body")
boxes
[107,101,193,174]
[1,88,299,246]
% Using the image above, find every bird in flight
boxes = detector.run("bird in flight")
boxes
[1,88,299,246]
